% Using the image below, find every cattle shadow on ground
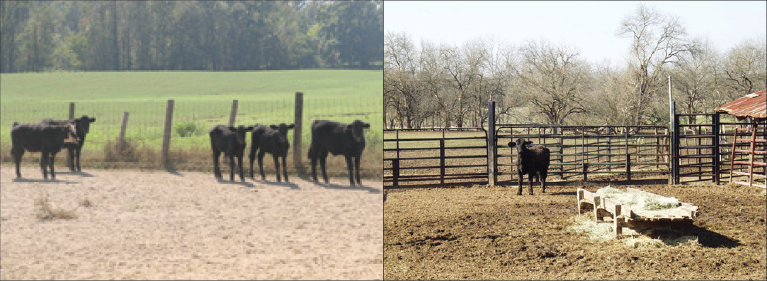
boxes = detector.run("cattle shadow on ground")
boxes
[315,181,381,193]
[215,178,255,187]
[252,180,299,190]
[55,171,94,177]
[12,177,78,184]
[548,191,577,196]
[293,165,312,181]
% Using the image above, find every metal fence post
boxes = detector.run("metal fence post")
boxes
[487,101,496,186]
[713,113,721,185]
[162,100,175,166]
[625,126,631,181]
[440,139,445,185]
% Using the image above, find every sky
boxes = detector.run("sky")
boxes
[384,1,767,66]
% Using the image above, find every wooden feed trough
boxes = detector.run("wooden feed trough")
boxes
[577,187,698,238]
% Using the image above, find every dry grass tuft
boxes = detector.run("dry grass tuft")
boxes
[79,197,93,208]
[35,193,77,220]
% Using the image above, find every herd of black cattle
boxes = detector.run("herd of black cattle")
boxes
[10,117,370,186]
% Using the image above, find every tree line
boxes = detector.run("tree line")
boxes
[384,4,766,129]
[0,0,383,73]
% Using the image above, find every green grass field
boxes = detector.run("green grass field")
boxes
[0,70,383,176]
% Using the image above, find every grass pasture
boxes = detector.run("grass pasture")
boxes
[0,70,383,177]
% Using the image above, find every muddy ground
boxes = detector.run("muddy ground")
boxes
[384,181,766,280]
[1,166,383,280]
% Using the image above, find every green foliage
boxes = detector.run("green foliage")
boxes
[174,120,203,138]
[1,1,382,73]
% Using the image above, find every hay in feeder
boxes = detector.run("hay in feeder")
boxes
[595,186,690,218]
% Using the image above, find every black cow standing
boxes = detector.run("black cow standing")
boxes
[42,115,96,172]
[10,122,79,180]
[508,138,550,195]
[308,120,370,186]
[209,125,253,181]
[248,123,295,182]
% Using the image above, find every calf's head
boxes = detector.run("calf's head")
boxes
[269,123,295,146]
[74,115,97,135]
[62,123,80,144]
[228,125,255,146]
[508,138,533,153]
[347,120,371,143]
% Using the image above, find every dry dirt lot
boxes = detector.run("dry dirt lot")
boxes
[1,166,383,280]
[384,181,766,280]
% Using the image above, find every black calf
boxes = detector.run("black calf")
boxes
[209,125,253,181]
[508,138,550,195]
[248,123,295,182]
[42,115,96,172]
[308,120,370,186]
[11,122,79,180]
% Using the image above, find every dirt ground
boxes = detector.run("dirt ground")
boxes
[0,166,383,280]
[384,181,766,280]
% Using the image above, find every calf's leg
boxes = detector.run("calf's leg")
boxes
[345,155,355,186]
[540,170,548,193]
[258,151,267,181]
[320,154,329,184]
[248,148,256,179]
[273,154,281,182]
[354,156,362,185]
[212,151,222,179]
[528,173,534,195]
[40,151,49,180]
[310,155,318,182]
[517,170,524,195]
[228,155,236,181]
[75,146,82,172]
[237,155,245,182]
[49,151,58,180]
[281,155,289,182]
[12,146,24,178]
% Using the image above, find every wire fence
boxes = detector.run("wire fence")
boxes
[1,95,383,179]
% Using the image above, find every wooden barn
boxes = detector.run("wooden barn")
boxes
[716,89,766,188]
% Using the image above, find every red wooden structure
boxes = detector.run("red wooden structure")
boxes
[716,89,766,188]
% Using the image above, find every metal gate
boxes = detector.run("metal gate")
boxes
[672,113,721,184]
[383,128,488,187]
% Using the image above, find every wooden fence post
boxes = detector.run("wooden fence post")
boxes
[118,112,129,152]
[162,100,175,166]
[68,102,75,165]
[293,92,303,168]
[228,99,238,126]
[68,102,75,120]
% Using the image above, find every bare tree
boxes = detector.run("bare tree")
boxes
[617,3,692,125]
[722,37,767,97]
[668,37,719,123]
[384,32,426,129]
[515,39,590,125]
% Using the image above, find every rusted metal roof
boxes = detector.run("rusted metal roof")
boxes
[716,89,766,119]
